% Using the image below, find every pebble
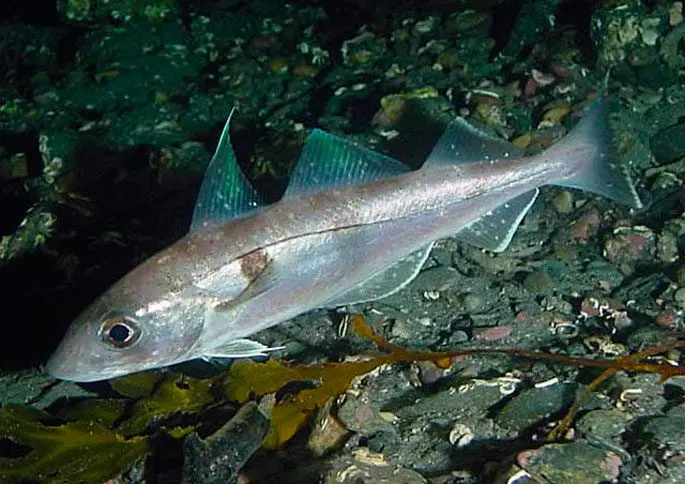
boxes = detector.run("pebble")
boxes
[551,190,574,213]
[523,269,555,295]
[495,382,579,433]
[461,293,487,313]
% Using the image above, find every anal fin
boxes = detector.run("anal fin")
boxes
[325,243,434,307]
[455,189,538,252]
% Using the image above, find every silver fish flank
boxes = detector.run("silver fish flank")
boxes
[47,97,642,381]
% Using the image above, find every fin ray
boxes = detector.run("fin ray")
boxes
[191,109,264,232]
[455,189,539,252]
[325,243,434,307]
[284,129,409,198]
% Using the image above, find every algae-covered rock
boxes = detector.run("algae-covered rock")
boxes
[651,122,685,165]
[518,441,622,483]
[500,0,562,58]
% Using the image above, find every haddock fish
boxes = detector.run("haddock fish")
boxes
[47,97,642,381]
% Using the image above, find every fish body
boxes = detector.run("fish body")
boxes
[47,98,642,381]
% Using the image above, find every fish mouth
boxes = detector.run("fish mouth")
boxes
[45,351,87,382]
[46,354,123,382]
[45,341,113,382]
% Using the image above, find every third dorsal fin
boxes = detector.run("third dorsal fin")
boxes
[424,118,522,168]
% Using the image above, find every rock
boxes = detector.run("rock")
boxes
[337,394,397,437]
[551,190,574,214]
[308,401,351,457]
[323,449,427,484]
[0,370,95,409]
[639,412,685,454]
[603,225,657,271]
[496,382,580,434]
[523,269,555,295]
[181,401,271,484]
[517,441,623,482]
[576,409,630,440]
[461,293,487,313]
[651,123,685,165]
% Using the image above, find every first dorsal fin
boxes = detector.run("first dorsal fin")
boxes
[424,117,522,168]
[283,129,410,198]
[190,109,264,232]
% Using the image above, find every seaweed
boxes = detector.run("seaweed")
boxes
[0,372,212,482]
[224,316,685,448]
[111,372,214,436]
[224,352,390,449]
[0,406,148,483]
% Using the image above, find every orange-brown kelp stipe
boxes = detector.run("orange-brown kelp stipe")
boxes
[224,315,685,448]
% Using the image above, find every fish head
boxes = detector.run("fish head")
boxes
[46,286,206,382]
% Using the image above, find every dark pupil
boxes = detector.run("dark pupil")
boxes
[108,323,131,343]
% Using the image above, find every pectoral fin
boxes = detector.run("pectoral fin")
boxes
[201,339,284,360]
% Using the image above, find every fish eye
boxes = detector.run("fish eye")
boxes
[100,314,140,348]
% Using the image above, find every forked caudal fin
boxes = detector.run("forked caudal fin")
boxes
[419,96,641,253]
[543,97,643,209]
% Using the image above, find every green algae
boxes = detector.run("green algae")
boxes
[56,398,128,428]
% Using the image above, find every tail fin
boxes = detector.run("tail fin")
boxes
[544,97,642,209]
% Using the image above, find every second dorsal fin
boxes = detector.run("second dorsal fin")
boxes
[283,129,410,198]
